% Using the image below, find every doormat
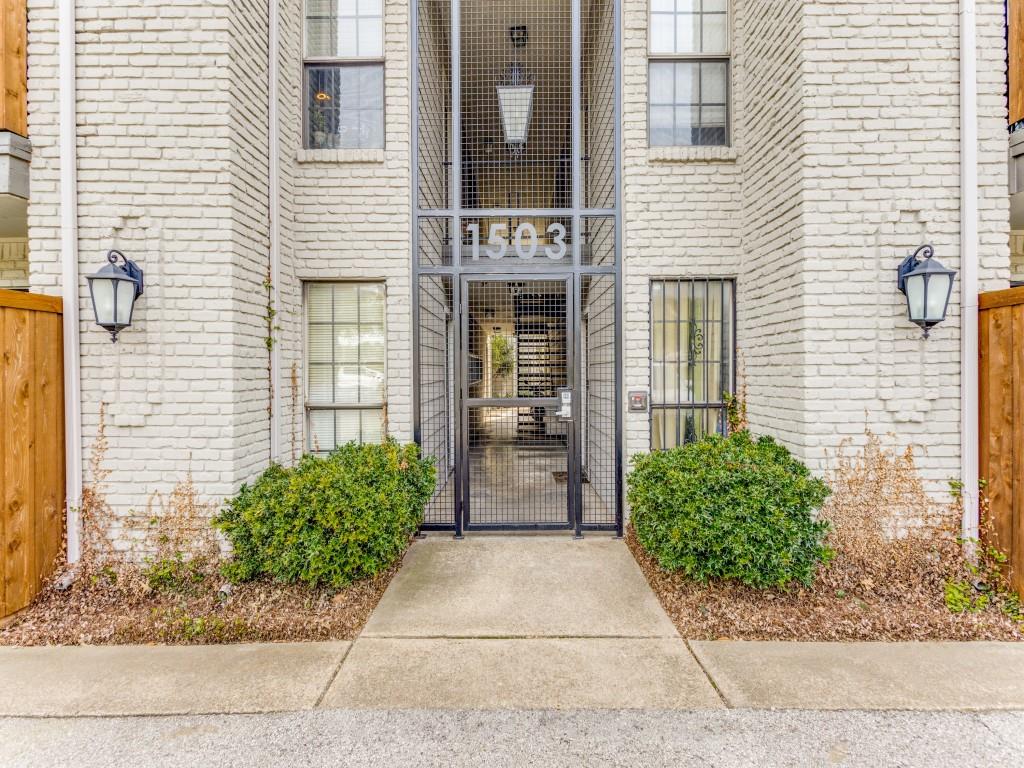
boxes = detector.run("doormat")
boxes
[551,471,590,484]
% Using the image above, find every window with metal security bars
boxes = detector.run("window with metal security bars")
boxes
[650,279,734,450]
[304,0,385,150]
[305,282,386,452]
[648,0,730,147]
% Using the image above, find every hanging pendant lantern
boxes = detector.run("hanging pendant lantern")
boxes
[496,25,534,155]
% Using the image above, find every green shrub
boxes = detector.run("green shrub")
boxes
[628,431,833,589]
[214,440,435,588]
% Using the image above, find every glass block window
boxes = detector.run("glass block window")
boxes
[304,0,384,150]
[649,0,729,147]
[650,279,734,450]
[306,282,386,451]
[306,65,384,149]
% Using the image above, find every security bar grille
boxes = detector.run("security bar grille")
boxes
[650,278,735,449]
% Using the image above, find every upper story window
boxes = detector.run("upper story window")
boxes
[648,0,729,147]
[304,0,385,150]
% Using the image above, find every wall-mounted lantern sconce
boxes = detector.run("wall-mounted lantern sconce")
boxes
[86,250,144,343]
[897,244,956,338]
[496,25,534,155]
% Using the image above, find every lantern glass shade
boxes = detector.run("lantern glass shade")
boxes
[87,258,140,341]
[497,83,534,145]
[898,249,956,336]
[904,272,926,321]
[925,272,953,322]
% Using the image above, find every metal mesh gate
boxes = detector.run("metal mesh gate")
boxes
[413,0,621,534]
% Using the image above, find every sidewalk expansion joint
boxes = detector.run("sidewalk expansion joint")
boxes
[314,643,354,709]
[357,634,682,640]
[684,640,732,709]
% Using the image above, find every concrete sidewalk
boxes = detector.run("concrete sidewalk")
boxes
[2,536,1024,716]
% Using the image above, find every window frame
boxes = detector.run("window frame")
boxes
[647,0,732,148]
[303,280,388,452]
[647,277,736,451]
[301,0,387,150]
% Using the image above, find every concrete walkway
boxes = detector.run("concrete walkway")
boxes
[2,535,1024,717]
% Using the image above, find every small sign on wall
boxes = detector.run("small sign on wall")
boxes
[628,391,649,412]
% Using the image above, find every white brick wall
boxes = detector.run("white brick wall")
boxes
[24,0,1013,547]
[277,0,413,459]
[27,0,273,549]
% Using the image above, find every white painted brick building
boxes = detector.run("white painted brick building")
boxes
[15,0,1012,546]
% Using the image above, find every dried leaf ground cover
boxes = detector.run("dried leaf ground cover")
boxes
[0,563,398,646]
[630,433,1024,642]
[0,406,401,646]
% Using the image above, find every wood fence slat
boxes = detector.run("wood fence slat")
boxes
[0,308,5,617]
[982,307,1016,561]
[0,290,62,314]
[1013,307,1024,593]
[33,311,63,589]
[0,0,27,137]
[2,305,33,614]
[0,300,64,620]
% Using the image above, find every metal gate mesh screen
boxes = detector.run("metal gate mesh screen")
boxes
[419,271,456,526]
[415,0,620,531]
[466,280,568,526]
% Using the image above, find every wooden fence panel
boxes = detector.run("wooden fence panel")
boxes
[0,0,27,137]
[0,289,64,619]
[979,287,1024,594]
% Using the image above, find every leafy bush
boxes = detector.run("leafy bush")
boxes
[214,440,435,588]
[628,431,832,589]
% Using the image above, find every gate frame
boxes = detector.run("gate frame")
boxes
[411,0,623,537]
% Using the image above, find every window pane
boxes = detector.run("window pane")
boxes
[308,364,333,402]
[336,409,361,444]
[308,326,333,363]
[649,63,675,104]
[650,15,675,54]
[649,106,674,146]
[675,62,699,104]
[306,65,384,150]
[334,325,359,363]
[307,283,332,322]
[357,17,383,57]
[675,106,698,145]
[651,0,675,11]
[334,283,359,322]
[336,18,358,56]
[360,409,384,442]
[309,410,335,453]
[700,62,727,104]
[702,13,728,52]
[674,13,699,53]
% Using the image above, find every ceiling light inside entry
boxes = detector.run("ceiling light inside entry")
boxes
[496,25,534,155]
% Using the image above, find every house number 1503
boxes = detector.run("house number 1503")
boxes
[466,222,567,261]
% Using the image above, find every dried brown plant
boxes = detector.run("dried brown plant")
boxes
[817,431,963,603]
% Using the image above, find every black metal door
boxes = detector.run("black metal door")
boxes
[460,275,576,530]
